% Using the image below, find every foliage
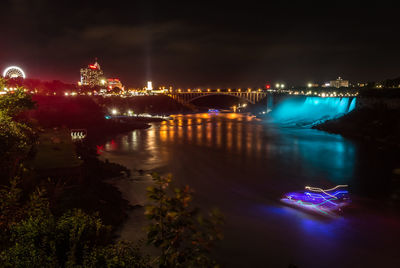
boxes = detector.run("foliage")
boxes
[82,241,150,268]
[5,77,78,95]
[0,155,223,268]
[146,173,224,268]
[0,176,24,235]
[0,78,37,180]
[0,78,224,267]
[0,178,150,267]
[0,86,35,117]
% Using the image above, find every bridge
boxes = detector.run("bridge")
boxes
[167,89,269,104]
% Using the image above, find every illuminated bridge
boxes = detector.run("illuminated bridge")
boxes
[165,88,359,126]
[165,88,358,105]
[167,89,269,104]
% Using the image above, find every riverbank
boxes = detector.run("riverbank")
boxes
[30,129,135,229]
[313,107,400,149]
[22,95,168,231]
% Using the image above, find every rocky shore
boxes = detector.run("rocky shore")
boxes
[313,107,400,149]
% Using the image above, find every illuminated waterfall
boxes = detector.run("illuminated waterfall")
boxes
[348,98,356,112]
[266,95,274,113]
[270,97,356,126]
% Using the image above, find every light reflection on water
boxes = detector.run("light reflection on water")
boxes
[102,113,400,268]
[105,113,355,186]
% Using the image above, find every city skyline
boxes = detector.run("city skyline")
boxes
[1,1,399,88]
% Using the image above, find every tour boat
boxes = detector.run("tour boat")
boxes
[281,185,350,216]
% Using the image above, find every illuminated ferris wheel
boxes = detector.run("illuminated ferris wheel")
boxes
[3,66,26,79]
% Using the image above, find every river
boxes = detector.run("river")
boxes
[100,113,400,268]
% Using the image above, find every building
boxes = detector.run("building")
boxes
[307,83,319,88]
[107,78,124,90]
[329,77,349,88]
[80,60,104,87]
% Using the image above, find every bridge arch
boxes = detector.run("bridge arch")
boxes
[187,93,255,104]
[168,92,268,105]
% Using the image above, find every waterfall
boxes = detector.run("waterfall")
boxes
[348,98,356,112]
[266,95,274,113]
[269,97,357,127]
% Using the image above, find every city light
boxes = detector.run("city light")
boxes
[112,109,118,115]
[3,66,26,79]
[147,81,153,91]
[80,60,103,87]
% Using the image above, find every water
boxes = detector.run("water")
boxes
[270,97,356,126]
[100,113,400,268]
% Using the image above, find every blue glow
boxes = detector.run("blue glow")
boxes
[348,98,356,112]
[270,97,357,126]
[266,95,274,113]
[282,185,350,216]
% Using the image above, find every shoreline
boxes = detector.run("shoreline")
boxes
[43,118,163,232]
[312,107,400,150]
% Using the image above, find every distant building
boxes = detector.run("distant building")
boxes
[357,83,368,87]
[307,83,319,88]
[329,77,349,88]
[107,78,124,90]
[80,60,104,87]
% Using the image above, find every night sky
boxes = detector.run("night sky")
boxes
[1,0,399,88]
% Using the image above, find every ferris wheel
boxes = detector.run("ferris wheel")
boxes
[3,66,26,79]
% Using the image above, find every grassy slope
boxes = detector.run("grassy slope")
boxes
[32,128,82,170]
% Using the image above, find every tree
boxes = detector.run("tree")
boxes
[146,173,224,268]
[0,181,150,268]
[0,78,37,180]
[0,78,225,267]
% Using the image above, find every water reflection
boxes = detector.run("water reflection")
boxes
[102,113,400,268]
[104,113,356,187]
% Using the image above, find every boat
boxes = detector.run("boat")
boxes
[208,109,219,113]
[281,185,350,217]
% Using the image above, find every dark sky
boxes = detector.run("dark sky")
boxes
[1,0,399,88]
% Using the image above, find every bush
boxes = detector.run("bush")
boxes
[146,173,224,268]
